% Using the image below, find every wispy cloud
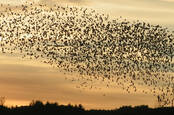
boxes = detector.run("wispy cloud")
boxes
[161,0,174,2]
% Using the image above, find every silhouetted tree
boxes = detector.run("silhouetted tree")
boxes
[0,96,6,106]
[0,99,174,115]
[78,104,84,110]
[157,95,164,107]
[29,100,44,106]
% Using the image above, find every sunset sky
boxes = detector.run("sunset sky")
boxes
[0,0,173,109]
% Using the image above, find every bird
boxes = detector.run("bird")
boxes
[0,2,174,106]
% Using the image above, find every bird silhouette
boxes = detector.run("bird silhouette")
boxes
[0,2,174,106]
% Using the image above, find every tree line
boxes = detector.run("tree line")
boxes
[0,99,174,115]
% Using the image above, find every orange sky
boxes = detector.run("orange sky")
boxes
[0,54,156,109]
[0,0,173,110]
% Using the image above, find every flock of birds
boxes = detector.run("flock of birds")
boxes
[0,2,174,106]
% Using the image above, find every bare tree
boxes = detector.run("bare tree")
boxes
[157,95,163,107]
[0,96,6,106]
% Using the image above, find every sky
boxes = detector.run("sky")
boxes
[37,0,174,29]
[0,53,156,109]
[0,0,174,109]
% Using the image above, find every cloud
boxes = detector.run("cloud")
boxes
[161,0,174,2]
